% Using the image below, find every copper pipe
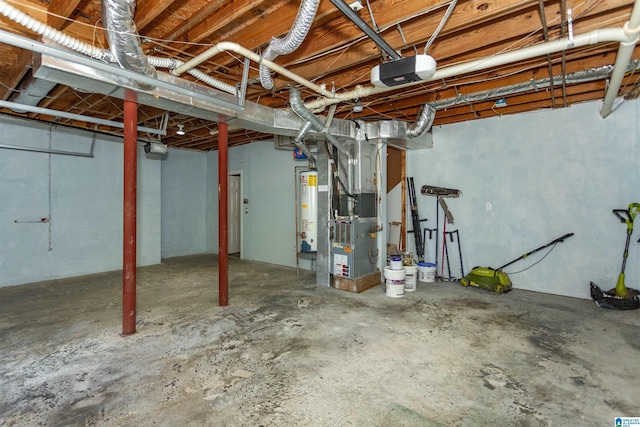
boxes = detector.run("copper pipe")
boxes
[218,120,229,306]
[122,89,137,335]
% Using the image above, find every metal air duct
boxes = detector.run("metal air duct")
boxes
[9,76,57,113]
[289,88,355,215]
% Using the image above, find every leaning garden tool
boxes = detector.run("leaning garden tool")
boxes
[591,203,640,310]
[460,233,574,294]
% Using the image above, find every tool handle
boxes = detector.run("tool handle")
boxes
[613,209,631,223]
[555,232,574,242]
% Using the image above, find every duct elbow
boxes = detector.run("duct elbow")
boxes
[406,104,436,138]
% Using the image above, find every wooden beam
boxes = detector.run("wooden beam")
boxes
[47,0,82,30]
[0,52,31,101]
[135,0,182,31]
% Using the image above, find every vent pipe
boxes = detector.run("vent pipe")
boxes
[406,104,436,138]
[293,121,317,167]
[289,88,354,215]
[260,0,320,90]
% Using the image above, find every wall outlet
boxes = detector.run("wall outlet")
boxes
[485,202,492,211]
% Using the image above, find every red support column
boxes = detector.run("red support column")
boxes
[122,89,138,335]
[218,120,229,306]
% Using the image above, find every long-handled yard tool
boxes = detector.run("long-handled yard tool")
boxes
[460,233,574,294]
[591,203,640,310]
[421,185,461,276]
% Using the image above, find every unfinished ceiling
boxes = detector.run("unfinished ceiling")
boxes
[0,0,638,150]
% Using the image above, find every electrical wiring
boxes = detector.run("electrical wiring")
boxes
[504,243,558,275]
[423,0,457,55]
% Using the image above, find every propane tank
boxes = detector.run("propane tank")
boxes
[299,170,317,252]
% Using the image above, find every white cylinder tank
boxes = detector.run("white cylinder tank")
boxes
[299,170,318,252]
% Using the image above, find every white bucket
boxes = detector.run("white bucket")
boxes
[384,266,405,298]
[404,265,418,292]
[389,255,403,270]
[386,283,404,298]
[418,262,437,282]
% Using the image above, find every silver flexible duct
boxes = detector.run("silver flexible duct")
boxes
[101,0,156,79]
[405,63,635,136]
[406,104,436,138]
[260,0,320,90]
[0,0,236,95]
[433,63,634,110]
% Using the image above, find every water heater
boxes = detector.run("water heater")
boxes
[299,170,318,252]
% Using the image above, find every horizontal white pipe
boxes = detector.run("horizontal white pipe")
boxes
[0,30,243,113]
[0,143,93,157]
[172,41,333,97]
[600,0,640,117]
[304,27,633,111]
[0,100,166,135]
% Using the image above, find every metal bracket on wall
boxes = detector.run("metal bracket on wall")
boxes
[0,133,96,158]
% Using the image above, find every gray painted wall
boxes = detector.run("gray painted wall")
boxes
[0,117,161,288]
[205,141,309,268]
[163,141,310,269]
[407,99,640,299]
[161,149,207,257]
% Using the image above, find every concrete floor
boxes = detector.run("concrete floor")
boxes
[1,255,639,426]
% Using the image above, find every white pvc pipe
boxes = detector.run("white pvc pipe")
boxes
[304,27,634,111]
[174,28,627,109]
[600,0,640,117]
[172,41,333,97]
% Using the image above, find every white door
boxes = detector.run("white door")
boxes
[228,174,241,254]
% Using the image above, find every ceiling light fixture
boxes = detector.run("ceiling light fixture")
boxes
[176,124,185,135]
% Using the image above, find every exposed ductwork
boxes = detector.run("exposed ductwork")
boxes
[289,88,354,215]
[259,0,320,90]
[406,104,436,138]
[404,63,639,136]
[293,121,317,167]
[9,76,57,113]
[433,63,639,110]
[0,0,236,95]
[101,0,156,81]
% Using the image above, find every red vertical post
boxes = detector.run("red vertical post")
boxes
[218,120,229,306]
[122,89,138,335]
